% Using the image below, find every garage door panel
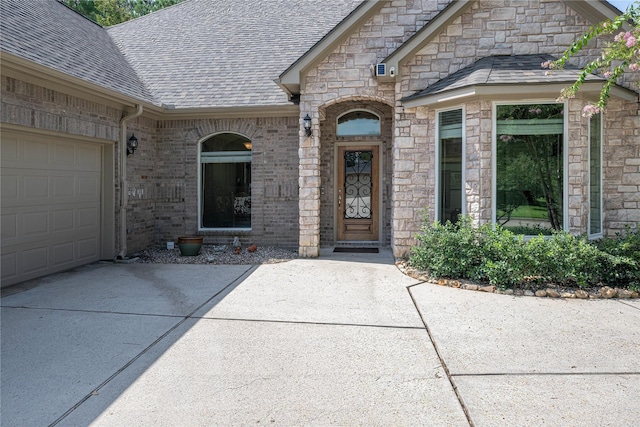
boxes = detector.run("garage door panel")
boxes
[1,252,18,281]
[22,246,49,274]
[77,174,100,200]
[77,237,99,261]
[1,132,103,287]
[1,135,18,162]
[24,139,50,167]
[53,142,76,169]
[2,213,18,240]
[52,241,75,265]
[77,206,99,229]
[52,209,74,232]
[53,175,75,197]
[2,175,18,200]
[22,211,49,237]
[77,145,101,171]
[23,175,50,200]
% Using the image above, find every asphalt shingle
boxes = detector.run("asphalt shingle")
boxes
[405,54,604,101]
[107,0,363,109]
[1,0,157,105]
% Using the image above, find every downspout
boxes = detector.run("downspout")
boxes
[118,104,143,259]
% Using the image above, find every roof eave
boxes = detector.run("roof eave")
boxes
[160,104,300,120]
[1,51,162,112]
[2,52,301,119]
[276,0,387,96]
[402,81,638,108]
[563,0,625,25]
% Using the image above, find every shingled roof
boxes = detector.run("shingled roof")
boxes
[403,54,605,104]
[107,0,363,109]
[0,0,157,105]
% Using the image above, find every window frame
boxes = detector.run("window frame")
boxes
[588,113,603,239]
[336,109,381,137]
[491,100,568,235]
[198,132,252,231]
[435,106,466,223]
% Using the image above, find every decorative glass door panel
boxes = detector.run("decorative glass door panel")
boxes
[337,146,379,241]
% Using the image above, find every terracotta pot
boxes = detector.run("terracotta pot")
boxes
[177,236,203,256]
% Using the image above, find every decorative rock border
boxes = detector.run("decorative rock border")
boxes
[396,261,640,300]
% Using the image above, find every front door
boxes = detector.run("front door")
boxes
[337,145,379,242]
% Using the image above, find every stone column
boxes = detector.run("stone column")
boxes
[298,113,321,257]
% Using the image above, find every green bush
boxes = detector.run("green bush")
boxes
[595,227,640,287]
[410,216,483,279]
[409,215,639,290]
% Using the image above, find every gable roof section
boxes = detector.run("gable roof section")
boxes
[275,0,385,97]
[383,0,624,80]
[381,0,473,77]
[0,0,157,106]
[402,54,637,108]
[108,0,364,110]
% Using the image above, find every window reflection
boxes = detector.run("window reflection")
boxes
[337,111,380,136]
[200,133,252,229]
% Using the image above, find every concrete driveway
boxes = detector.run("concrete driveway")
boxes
[1,249,639,426]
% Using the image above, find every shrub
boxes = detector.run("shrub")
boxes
[409,215,639,290]
[595,227,640,287]
[410,216,483,279]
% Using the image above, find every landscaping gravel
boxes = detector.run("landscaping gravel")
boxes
[134,245,298,265]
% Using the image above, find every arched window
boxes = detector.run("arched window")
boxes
[337,110,381,136]
[200,133,252,229]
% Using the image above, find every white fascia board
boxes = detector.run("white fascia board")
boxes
[161,104,300,119]
[402,81,638,108]
[403,87,478,108]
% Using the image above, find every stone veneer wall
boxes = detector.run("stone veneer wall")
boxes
[601,99,640,234]
[318,100,394,246]
[299,0,452,257]
[301,0,638,257]
[155,116,300,248]
[393,0,640,255]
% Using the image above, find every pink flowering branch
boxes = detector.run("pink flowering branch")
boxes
[542,2,639,117]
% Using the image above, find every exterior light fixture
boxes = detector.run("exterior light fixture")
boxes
[127,134,138,156]
[303,114,312,137]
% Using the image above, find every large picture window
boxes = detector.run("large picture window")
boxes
[438,108,464,223]
[495,103,564,235]
[200,133,252,229]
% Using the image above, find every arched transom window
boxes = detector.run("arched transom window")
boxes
[337,110,381,136]
[200,133,252,229]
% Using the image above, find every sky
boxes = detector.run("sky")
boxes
[607,0,636,12]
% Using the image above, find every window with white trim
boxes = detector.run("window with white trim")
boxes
[495,103,565,235]
[437,108,464,223]
[200,133,252,229]
[589,113,602,237]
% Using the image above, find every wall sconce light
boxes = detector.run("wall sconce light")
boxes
[127,134,138,156]
[303,114,312,137]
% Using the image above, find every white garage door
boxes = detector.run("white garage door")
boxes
[1,131,102,287]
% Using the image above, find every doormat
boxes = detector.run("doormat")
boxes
[333,247,379,253]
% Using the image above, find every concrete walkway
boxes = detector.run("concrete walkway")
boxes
[1,249,639,426]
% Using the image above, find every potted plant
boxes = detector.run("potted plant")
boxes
[177,236,203,256]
